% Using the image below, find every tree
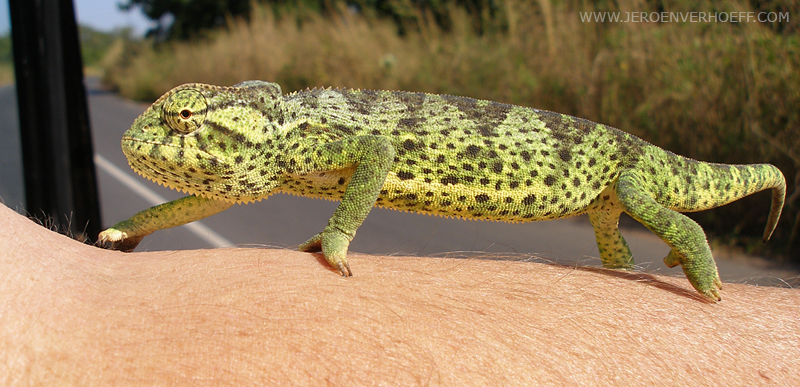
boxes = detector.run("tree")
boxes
[119,0,252,40]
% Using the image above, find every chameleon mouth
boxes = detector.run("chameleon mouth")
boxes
[121,136,228,176]
[121,136,219,160]
[120,137,267,205]
[122,136,181,149]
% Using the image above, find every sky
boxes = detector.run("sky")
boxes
[0,0,153,35]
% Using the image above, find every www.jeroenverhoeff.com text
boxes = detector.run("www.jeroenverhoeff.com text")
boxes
[580,11,789,23]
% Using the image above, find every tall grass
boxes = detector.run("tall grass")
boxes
[103,0,800,259]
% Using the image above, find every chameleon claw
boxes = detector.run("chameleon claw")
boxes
[338,261,353,277]
[682,262,723,302]
[709,277,723,302]
[701,282,722,302]
[321,252,353,277]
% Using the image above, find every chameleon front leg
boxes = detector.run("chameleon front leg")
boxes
[297,135,395,276]
[615,171,722,301]
[98,195,233,252]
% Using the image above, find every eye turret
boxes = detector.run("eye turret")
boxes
[163,89,208,134]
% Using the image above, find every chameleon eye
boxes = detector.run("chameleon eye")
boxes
[163,89,207,134]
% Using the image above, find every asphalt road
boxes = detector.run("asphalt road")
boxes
[1,79,798,287]
[0,85,23,211]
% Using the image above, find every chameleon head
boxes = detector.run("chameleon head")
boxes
[121,81,286,202]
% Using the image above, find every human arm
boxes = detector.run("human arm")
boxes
[1,204,797,386]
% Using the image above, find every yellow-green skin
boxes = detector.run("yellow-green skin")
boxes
[98,81,786,301]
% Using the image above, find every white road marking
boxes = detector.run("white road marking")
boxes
[94,154,234,248]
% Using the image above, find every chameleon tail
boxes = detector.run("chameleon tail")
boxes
[673,159,785,242]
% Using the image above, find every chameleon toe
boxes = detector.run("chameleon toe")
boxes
[298,233,324,253]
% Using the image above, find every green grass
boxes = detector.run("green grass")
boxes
[102,0,800,260]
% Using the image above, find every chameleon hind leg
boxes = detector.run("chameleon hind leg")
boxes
[587,205,634,269]
[615,171,722,301]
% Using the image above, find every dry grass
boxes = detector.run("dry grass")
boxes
[103,0,800,258]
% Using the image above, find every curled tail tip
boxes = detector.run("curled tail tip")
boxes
[762,211,781,242]
[762,224,778,242]
[762,167,786,243]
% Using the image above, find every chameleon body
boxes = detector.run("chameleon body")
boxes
[99,81,786,301]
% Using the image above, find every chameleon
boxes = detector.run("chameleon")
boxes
[98,80,786,302]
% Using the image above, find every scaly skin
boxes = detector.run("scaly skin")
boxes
[98,80,786,301]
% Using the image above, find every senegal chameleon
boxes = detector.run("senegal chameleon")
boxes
[98,80,786,301]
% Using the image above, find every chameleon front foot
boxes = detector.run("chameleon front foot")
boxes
[299,230,353,276]
[96,227,144,252]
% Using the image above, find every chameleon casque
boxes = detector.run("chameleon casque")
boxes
[99,80,786,301]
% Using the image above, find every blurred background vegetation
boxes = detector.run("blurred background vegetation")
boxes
[2,0,797,261]
[0,25,132,83]
[0,32,13,84]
